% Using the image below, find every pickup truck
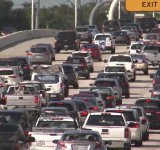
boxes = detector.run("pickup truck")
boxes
[82,112,132,150]
[4,84,42,109]
[106,54,136,82]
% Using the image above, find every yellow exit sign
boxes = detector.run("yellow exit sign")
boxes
[125,0,160,11]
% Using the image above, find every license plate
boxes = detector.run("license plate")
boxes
[50,95,56,97]
[109,28,113,30]
[64,45,68,48]
[36,56,43,58]
[76,146,86,150]
[146,113,151,115]
[36,141,45,146]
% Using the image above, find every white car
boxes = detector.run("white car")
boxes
[107,54,136,82]
[0,67,23,88]
[72,51,94,72]
[127,42,145,54]
[0,76,7,100]
[93,33,116,54]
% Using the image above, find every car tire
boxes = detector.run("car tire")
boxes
[111,47,115,54]
[118,98,122,105]
[125,145,131,150]
[85,73,90,79]
[143,131,149,141]
[52,56,55,61]
[98,58,102,62]
[73,83,79,89]
[131,72,136,82]
[125,93,130,98]
[90,66,94,73]
[55,48,60,54]
[135,138,142,147]
[64,86,69,97]
[144,67,148,75]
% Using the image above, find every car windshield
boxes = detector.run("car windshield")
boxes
[131,55,144,59]
[66,58,85,64]
[37,121,75,128]
[110,56,131,62]
[86,25,96,29]
[104,21,119,27]
[7,86,36,94]
[0,70,14,75]
[82,44,98,49]
[34,75,59,84]
[22,83,43,91]
[105,66,125,72]
[139,22,155,28]
[112,32,127,36]
[0,60,19,66]
[130,44,144,50]
[95,81,115,87]
[95,35,111,40]
[105,75,125,82]
[31,48,47,53]
[73,97,96,105]
[122,26,136,30]
[151,29,160,33]
[72,53,88,57]
[143,46,160,53]
[119,20,132,26]
[48,103,74,111]
[76,28,88,32]
[86,114,125,126]
[144,34,158,40]
[135,100,160,109]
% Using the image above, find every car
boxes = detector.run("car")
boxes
[54,30,80,53]
[130,53,148,75]
[90,78,122,105]
[136,17,157,23]
[125,23,143,38]
[104,108,143,147]
[85,25,99,39]
[135,98,160,129]
[36,43,56,61]
[103,72,130,98]
[149,84,160,96]
[65,56,90,79]
[102,20,121,33]
[121,26,139,41]
[112,31,131,45]
[9,56,33,80]
[61,64,79,89]
[80,44,102,61]
[53,130,109,150]
[90,86,117,107]
[75,26,92,43]
[72,51,94,72]
[92,33,116,53]
[0,122,35,149]
[1,27,17,36]
[127,42,144,54]
[142,33,160,42]
[118,19,132,27]
[150,69,160,85]
[20,81,49,106]
[151,28,160,34]
[26,45,52,65]
[107,54,136,82]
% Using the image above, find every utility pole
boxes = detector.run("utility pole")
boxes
[153,12,155,17]
[118,0,120,19]
[31,0,34,30]
[35,0,40,29]
[75,0,77,28]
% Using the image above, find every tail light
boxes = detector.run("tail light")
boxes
[9,75,17,78]
[128,50,130,54]
[130,123,139,128]
[60,83,63,87]
[27,53,32,56]
[15,143,19,150]
[24,130,29,136]
[4,97,7,103]
[107,96,114,99]
[54,40,57,45]
[80,63,87,66]
[44,52,49,56]
[124,128,129,138]
[102,27,104,31]
[35,96,38,103]
[156,112,160,115]
[0,83,3,86]
[95,141,102,148]
[92,41,95,44]
[93,107,98,110]
[28,134,32,146]
[122,82,128,85]
[152,92,156,96]
[59,141,67,148]
[75,40,78,44]
[81,111,88,116]
[23,65,30,69]
[153,79,155,85]
[131,64,134,69]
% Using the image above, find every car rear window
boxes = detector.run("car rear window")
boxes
[86,114,125,126]
[95,35,111,40]
[137,18,156,22]
[48,103,74,111]
[130,44,144,50]
[143,46,160,53]
[23,83,43,91]
[95,81,115,87]
[0,70,13,75]
[0,60,19,66]
[66,58,85,64]
[112,31,127,36]
[144,34,158,40]
[72,53,89,57]
[72,101,87,111]
[139,22,156,28]
[119,20,132,26]
[126,24,139,29]
[86,25,96,29]
[79,91,98,97]
[104,21,119,27]
[135,100,160,109]
[34,75,59,84]
[110,56,131,62]
[90,88,111,95]
[82,44,98,49]
[58,32,76,39]
[122,26,136,30]
[97,73,107,78]
[73,97,95,105]
[131,55,144,59]
[105,66,125,72]
[152,95,160,99]
[105,74,125,82]
[76,28,88,32]
[151,29,160,33]
[31,48,47,53]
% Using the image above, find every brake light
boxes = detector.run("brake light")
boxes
[131,64,134,69]
[152,92,156,96]
[58,103,63,105]
[128,50,130,54]
[54,40,57,45]
[60,83,63,87]
[130,123,139,128]
[102,27,104,31]
[115,110,123,112]
[93,107,98,110]
[142,118,146,120]
[146,99,150,102]
[75,40,78,44]
[107,96,114,99]
[44,52,49,56]
[80,63,87,66]
[9,75,17,78]
[59,141,67,148]
[81,111,88,116]
[35,96,38,103]
[0,83,3,86]
[23,65,30,69]
[19,85,25,87]
[4,97,7,103]
[156,112,160,115]
[125,128,129,138]
[122,82,128,85]
[92,41,95,44]
[15,143,19,150]
[27,53,32,56]
[82,99,87,101]
[153,79,155,85]
[95,142,102,148]
[28,133,32,146]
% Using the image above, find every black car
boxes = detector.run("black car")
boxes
[0,123,35,149]
[9,56,33,80]
[55,30,80,53]
[139,21,158,33]
[112,31,131,45]
[136,17,157,23]
[118,19,132,27]
[65,56,90,79]
[1,27,17,36]
[135,98,160,129]
[61,64,79,89]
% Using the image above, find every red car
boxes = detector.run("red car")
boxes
[80,44,102,61]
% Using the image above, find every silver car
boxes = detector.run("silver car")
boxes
[122,26,139,40]
[26,45,52,65]
[53,130,110,150]
[85,25,99,39]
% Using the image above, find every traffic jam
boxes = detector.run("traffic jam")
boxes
[1,18,160,150]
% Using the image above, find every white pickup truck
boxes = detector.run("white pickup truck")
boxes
[82,112,132,150]
[107,54,136,82]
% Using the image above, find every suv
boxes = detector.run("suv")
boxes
[102,20,121,33]
[65,56,90,79]
[54,30,80,53]
[85,25,99,39]
[75,26,92,43]
[139,21,158,33]
[26,45,52,65]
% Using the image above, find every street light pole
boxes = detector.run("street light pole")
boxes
[31,0,34,30]
[75,0,77,27]
[118,0,120,19]
[35,0,40,29]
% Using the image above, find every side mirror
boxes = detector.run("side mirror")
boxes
[39,90,44,94]
[150,75,154,78]
[136,50,140,53]
[103,140,112,145]
[126,47,129,49]
[46,88,51,91]
[27,137,35,142]
[89,83,93,86]
[128,122,135,127]
[149,90,152,92]
[141,119,146,124]
[101,70,104,72]
[26,50,29,53]
[4,81,8,83]
[52,139,59,144]
[133,60,138,63]
[104,59,107,63]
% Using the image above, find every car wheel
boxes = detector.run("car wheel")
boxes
[64,86,69,97]
[131,72,136,82]
[135,138,142,147]
[90,66,94,73]
[89,39,92,44]
[52,56,55,61]
[98,58,102,62]
[125,93,130,98]
[111,47,115,54]
[143,131,149,141]
[85,73,90,79]
[55,48,60,54]
[73,83,79,89]
[144,67,148,75]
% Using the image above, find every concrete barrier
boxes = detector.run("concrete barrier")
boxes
[0,29,61,49]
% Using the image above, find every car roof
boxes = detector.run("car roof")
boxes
[63,129,99,135]
[110,54,130,57]
[96,78,115,81]
[104,72,126,75]
[72,51,89,54]
[105,64,125,67]
[76,26,88,29]
[11,84,35,87]
[31,45,47,48]
[68,56,85,59]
